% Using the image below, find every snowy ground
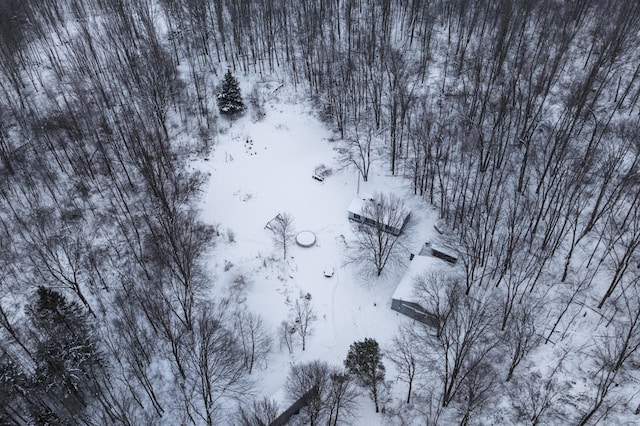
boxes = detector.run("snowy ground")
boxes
[195,87,439,423]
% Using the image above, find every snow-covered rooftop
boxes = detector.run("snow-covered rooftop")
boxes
[347,193,374,216]
[392,253,446,302]
[347,193,411,227]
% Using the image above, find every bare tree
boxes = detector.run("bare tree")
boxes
[141,207,215,332]
[285,360,329,426]
[236,397,279,426]
[326,369,359,426]
[290,298,316,351]
[350,193,411,276]
[545,272,591,345]
[285,360,359,426]
[387,324,420,404]
[278,320,296,355]
[108,291,165,419]
[22,215,98,318]
[598,195,640,308]
[233,309,272,374]
[577,284,640,426]
[454,359,499,426]
[414,274,500,408]
[510,349,572,426]
[247,84,266,122]
[183,308,249,425]
[414,391,444,426]
[503,301,542,382]
[268,213,296,260]
[384,48,415,176]
[0,295,32,359]
[337,119,374,182]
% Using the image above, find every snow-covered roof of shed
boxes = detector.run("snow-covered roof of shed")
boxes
[392,254,444,302]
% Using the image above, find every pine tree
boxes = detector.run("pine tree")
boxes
[0,355,29,424]
[344,338,385,412]
[217,69,245,115]
[26,287,103,423]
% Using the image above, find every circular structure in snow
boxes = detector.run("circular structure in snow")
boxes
[296,231,316,247]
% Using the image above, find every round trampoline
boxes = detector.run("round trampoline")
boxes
[296,231,317,247]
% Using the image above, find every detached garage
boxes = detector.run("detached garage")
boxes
[391,253,440,327]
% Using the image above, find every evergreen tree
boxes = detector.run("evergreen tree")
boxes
[26,287,103,424]
[0,354,29,425]
[217,69,245,115]
[344,338,385,412]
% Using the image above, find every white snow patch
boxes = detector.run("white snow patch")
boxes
[197,88,439,422]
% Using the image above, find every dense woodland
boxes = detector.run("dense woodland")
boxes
[1,0,640,424]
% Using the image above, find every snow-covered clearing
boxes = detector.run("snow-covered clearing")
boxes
[196,87,439,422]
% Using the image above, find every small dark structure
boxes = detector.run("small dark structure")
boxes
[430,244,458,264]
[264,214,284,231]
[269,386,318,426]
[312,164,332,182]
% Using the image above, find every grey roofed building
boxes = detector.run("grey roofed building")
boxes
[391,243,453,327]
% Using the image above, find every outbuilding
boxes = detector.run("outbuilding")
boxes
[391,242,457,327]
[391,252,440,327]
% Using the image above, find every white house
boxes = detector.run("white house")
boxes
[347,194,411,236]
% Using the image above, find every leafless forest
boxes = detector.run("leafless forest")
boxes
[1,0,640,424]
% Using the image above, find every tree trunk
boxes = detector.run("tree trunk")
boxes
[373,383,380,412]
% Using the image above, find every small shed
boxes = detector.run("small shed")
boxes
[347,194,411,236]
[430,243,458,264]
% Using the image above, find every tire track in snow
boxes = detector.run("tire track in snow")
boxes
[330,249,339,340]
